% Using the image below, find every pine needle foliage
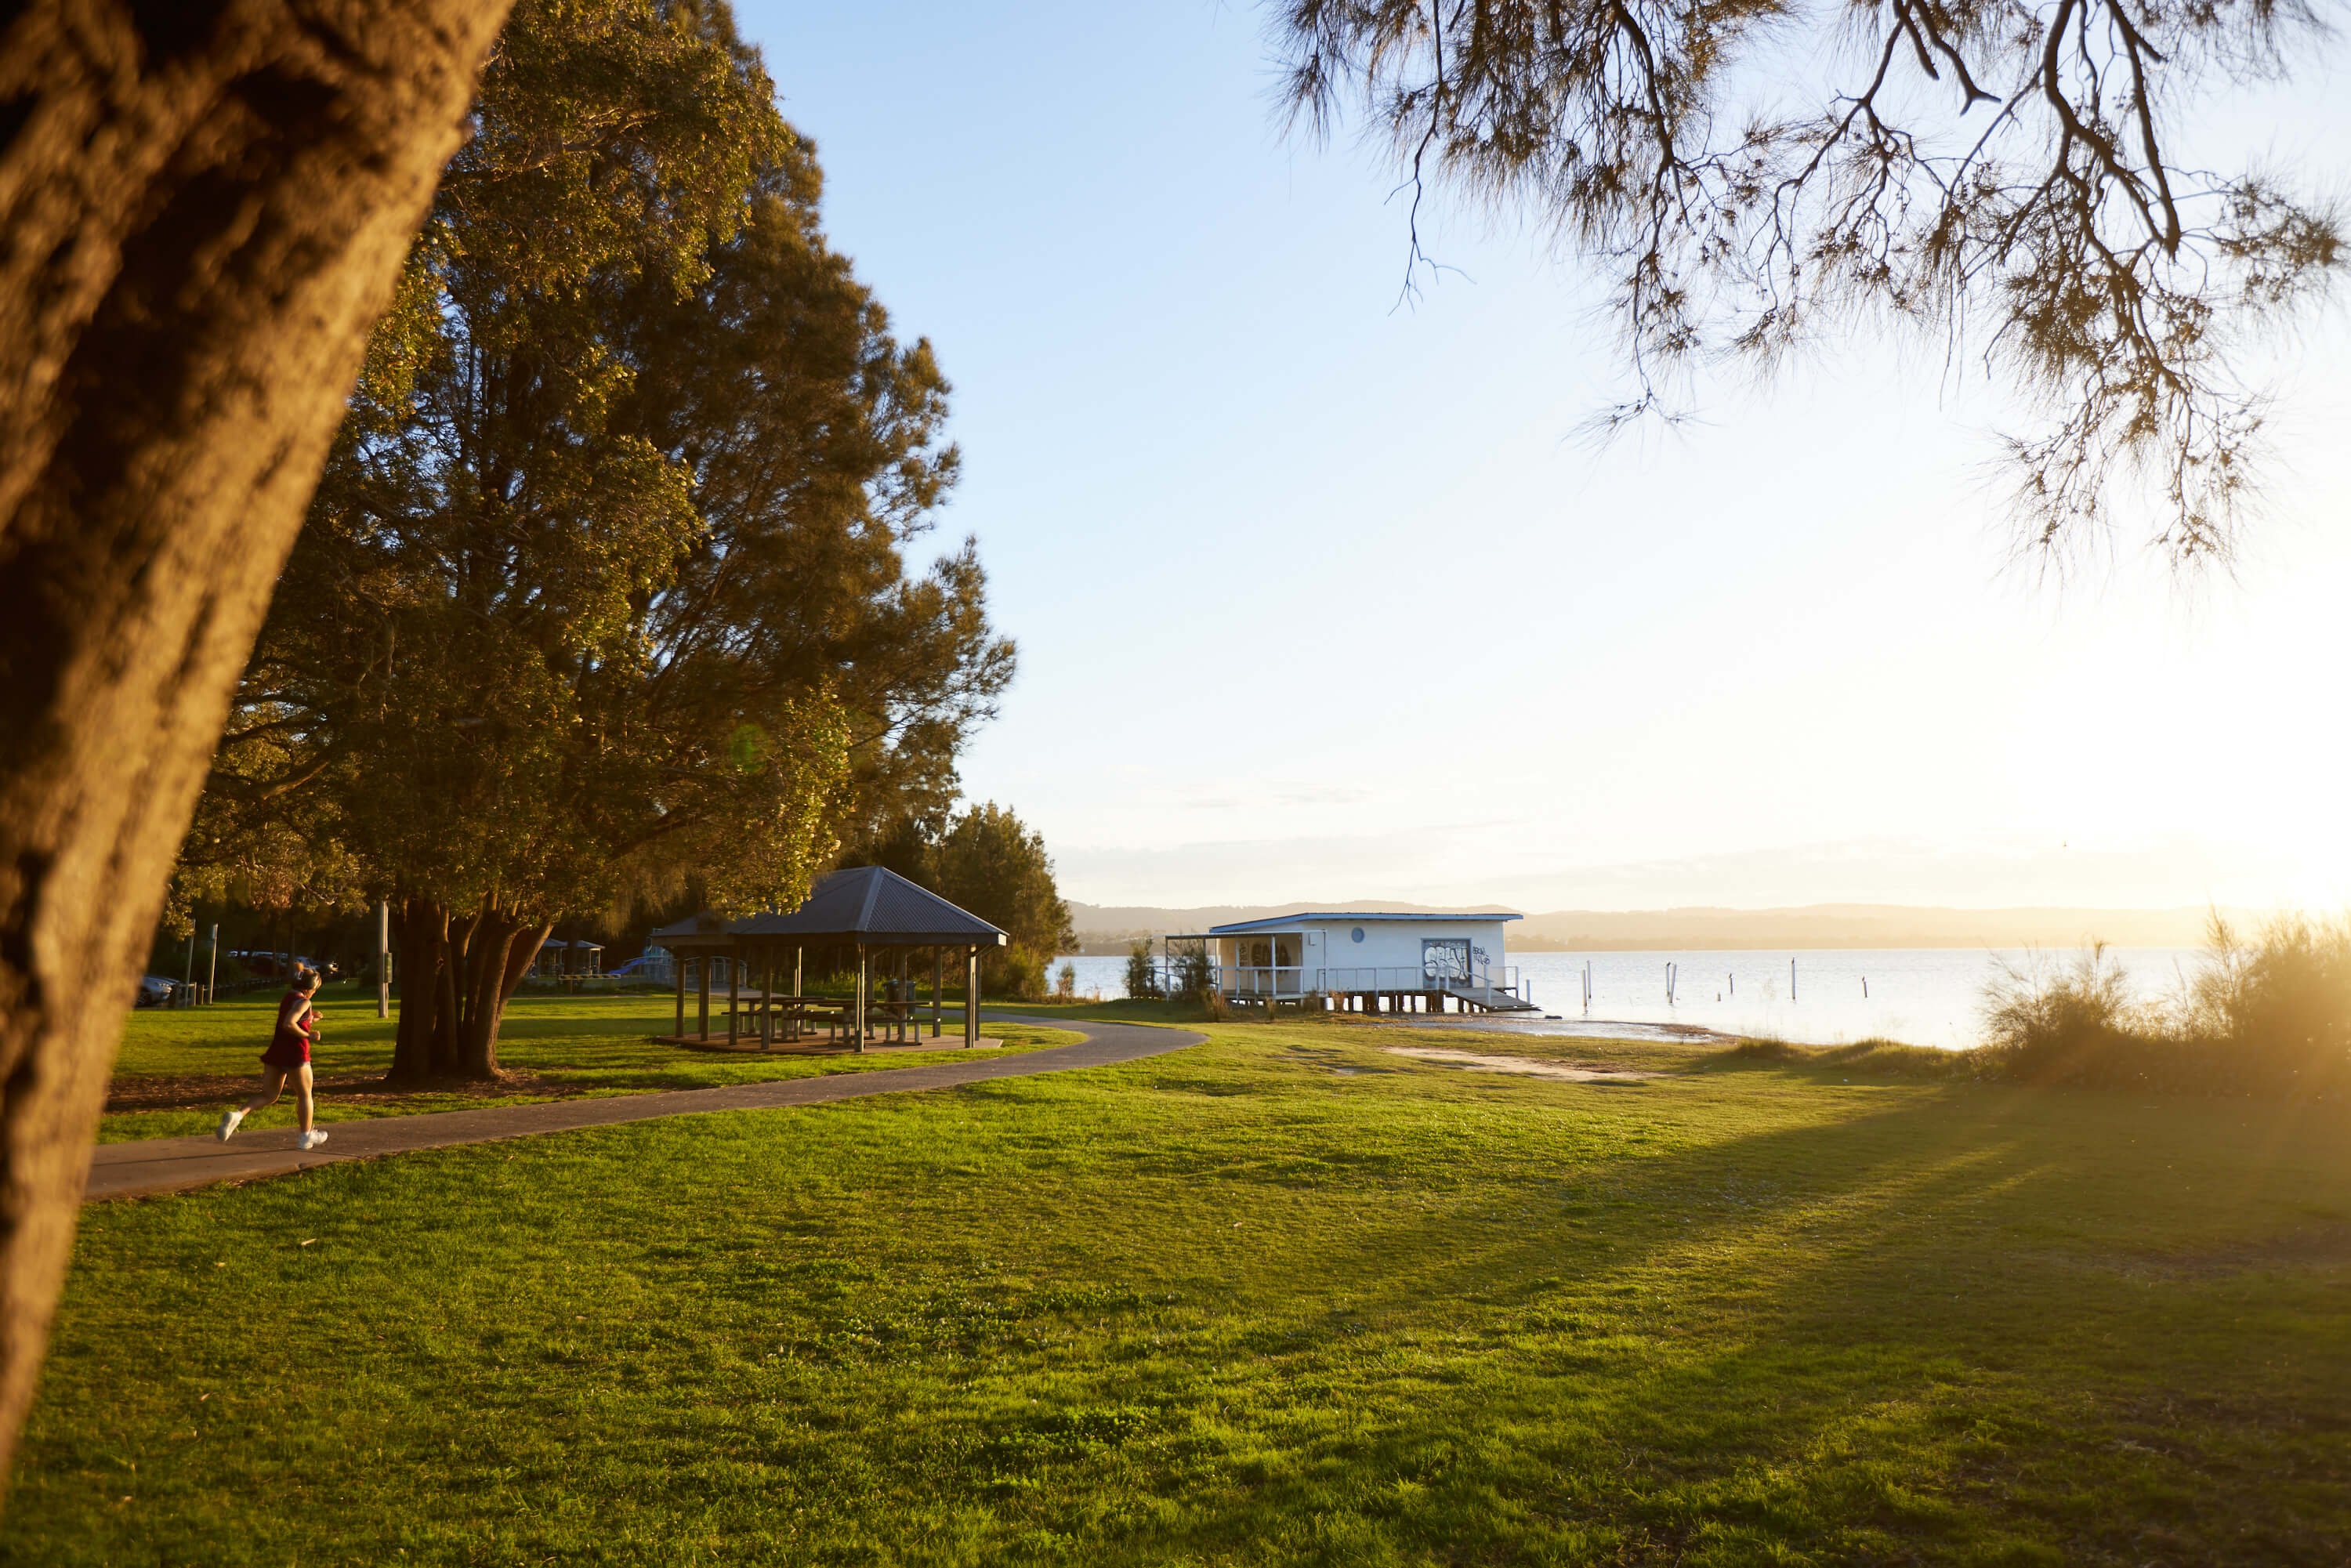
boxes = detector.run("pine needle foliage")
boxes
[1272,0,2343,562]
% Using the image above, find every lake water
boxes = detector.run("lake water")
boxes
[1049,946,2204,1049]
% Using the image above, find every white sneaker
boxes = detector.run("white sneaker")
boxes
[295,1129,329,1151]
[216,1110,244,1143]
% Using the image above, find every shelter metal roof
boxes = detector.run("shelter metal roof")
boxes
[652,866,1007,948]
[1204,911,1522,936]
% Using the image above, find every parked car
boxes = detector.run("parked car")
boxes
[229,952,322,980]
[136,976,177,1007]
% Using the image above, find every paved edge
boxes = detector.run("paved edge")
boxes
[85,1015,1204,1203]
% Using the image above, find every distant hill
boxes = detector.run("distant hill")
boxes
[1509,904,2231,951]
[1070,900,2233,953]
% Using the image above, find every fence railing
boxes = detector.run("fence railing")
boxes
[1223,965,1306,997]
[1168,961,1530,1007]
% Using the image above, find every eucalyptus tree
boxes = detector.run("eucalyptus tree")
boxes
[190,0,1010,1078]
[612,158,1017,874]
[1270,0,2342,560]
[258,0,839,1081]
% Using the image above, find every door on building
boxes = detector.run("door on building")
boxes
[1422,938,1471,984]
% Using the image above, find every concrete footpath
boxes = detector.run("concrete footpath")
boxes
[85,1015,1201,1203]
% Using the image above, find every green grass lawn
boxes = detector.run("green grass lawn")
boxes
[101,984,1076,1143]
[13,1016,2349,1563]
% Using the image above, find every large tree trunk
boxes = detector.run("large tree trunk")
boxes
[389,895,455,1079]
[0,0,511,1493]
[383,897,549,1081]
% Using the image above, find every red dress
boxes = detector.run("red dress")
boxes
[262,991,314,1069]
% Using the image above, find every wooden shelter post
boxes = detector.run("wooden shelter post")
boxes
[727,947,741,1048]
[853,943,868,1053]
[697,956,711,1041]
[965,945,980,1047]
[673,953,685,1038]
[932,949,943,1037]
[760,944,774,1050]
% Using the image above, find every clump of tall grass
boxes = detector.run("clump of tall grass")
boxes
[1721,1034,1971,1081]
[1977,915,2351,1098]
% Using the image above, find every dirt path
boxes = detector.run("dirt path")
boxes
[85,1016,1201,1203]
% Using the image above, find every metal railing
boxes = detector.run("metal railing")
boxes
[1174,960,1530,1008]
[1223,965,1306,998]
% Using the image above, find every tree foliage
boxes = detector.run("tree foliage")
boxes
[183,0,1009,1074]
[1272,0,2343,562]
[862,803,1075,999]
[1125,938,1165,1001]
[611,155,1014,858]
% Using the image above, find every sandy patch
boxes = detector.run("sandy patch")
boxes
[1364,1016,1737,1045]
[1380,1046,1662,1082]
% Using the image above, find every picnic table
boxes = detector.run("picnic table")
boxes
[719,993,931,1048]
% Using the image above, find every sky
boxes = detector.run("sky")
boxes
[732,1,2351,914]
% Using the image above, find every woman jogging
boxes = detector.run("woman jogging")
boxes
[216,967,329,1150]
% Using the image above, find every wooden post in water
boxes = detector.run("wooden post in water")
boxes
[1790,958,1797,1001]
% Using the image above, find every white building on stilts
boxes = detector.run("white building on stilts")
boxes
[1161,911,1534,1014]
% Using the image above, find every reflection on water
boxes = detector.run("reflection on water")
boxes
[1054,946,2203,1049]
[1508,948,2199,1049]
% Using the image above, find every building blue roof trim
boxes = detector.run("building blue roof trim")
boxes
[1204,911,1521,935]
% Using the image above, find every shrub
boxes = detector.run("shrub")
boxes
[1972,919,2351,1098]
[1055,961,1077,1001]
[987,943,1049,1001]
[1173,943,1214,1001]
[2185,912,2351,1096]
[1977,944,2163,1087]
[1123,940,1163,1001]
